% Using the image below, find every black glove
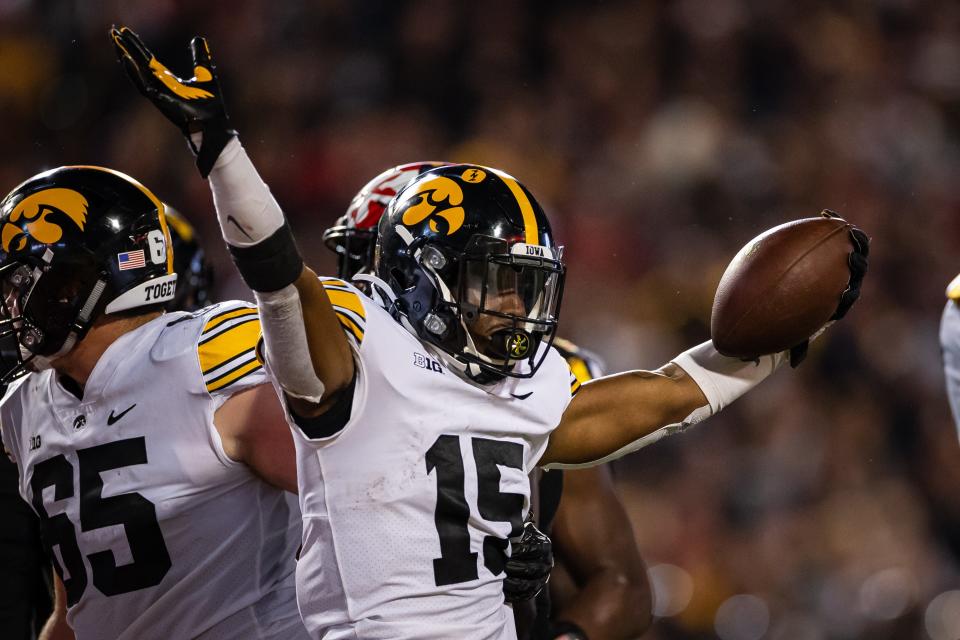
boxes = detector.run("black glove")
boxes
[503,517,553,604]
[110,26,237,178]
[788,209,870,367]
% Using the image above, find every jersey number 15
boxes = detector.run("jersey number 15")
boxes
[426,435,525,587]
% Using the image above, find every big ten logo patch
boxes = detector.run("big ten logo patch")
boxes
[413,352,444,374]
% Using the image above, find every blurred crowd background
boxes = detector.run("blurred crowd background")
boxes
[3,0,960,638]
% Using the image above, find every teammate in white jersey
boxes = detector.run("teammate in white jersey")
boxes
[941,274,960,433]
[0,166,309,639]
[113,27,869,639]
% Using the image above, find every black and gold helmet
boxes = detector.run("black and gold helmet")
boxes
[0,166,176,381]
[376,164,565,380]
[164,205,213,312]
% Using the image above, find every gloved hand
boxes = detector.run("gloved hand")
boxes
[110,26,237,178]
[503,517,553,604]
[788,209,870,367]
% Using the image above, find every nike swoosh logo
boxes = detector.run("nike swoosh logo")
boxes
[107,404,137,425]
[510,392,533,400]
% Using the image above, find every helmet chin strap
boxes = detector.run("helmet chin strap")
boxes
[20,277,108,373]
[22,350,52,372]
[417,255,514,375]
[362,265,518,384]
[360,265,522,385]
[354,273,433,351]
[353,273,396,310]
[422,340,504,386]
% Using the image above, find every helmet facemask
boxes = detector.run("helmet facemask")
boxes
[0,255,108,383]
[417,235,565,379]
[323,225,376,280]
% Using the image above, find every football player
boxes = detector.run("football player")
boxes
[113,27,868,639]
[0,203,212,640]
[941,275,960,432]
[323,163,652,640]
[0,166,310,639]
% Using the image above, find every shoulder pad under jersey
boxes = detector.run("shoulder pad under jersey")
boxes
[553,336,605,383]
[193,301,263,395]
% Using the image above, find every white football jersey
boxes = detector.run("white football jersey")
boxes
[942,289,960,436]
[0,302,308,640]
[279,278,575,640]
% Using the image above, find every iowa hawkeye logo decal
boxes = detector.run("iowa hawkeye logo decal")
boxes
[2,188,88,253]
[399,169,491,236]
[401,176,467,236]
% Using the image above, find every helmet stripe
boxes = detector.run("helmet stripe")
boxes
[492,169,539,246]
[155,201,175,275]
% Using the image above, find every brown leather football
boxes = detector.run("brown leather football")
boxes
[710,214,855,359]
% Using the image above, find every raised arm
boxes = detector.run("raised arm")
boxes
[111,26,353,416]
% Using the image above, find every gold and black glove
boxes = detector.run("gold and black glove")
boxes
[110,26,237,178]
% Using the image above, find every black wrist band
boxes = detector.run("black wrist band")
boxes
[227,221,304,292]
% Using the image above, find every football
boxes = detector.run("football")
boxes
[710,213,856,359]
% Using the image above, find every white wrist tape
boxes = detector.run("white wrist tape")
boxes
[205,137,285,247]
[254,284,326,403]
[672,340,788,417]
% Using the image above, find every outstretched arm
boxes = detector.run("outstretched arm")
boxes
[542,221,869,468]
[540,345,785,468]
[111,26,353,415]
